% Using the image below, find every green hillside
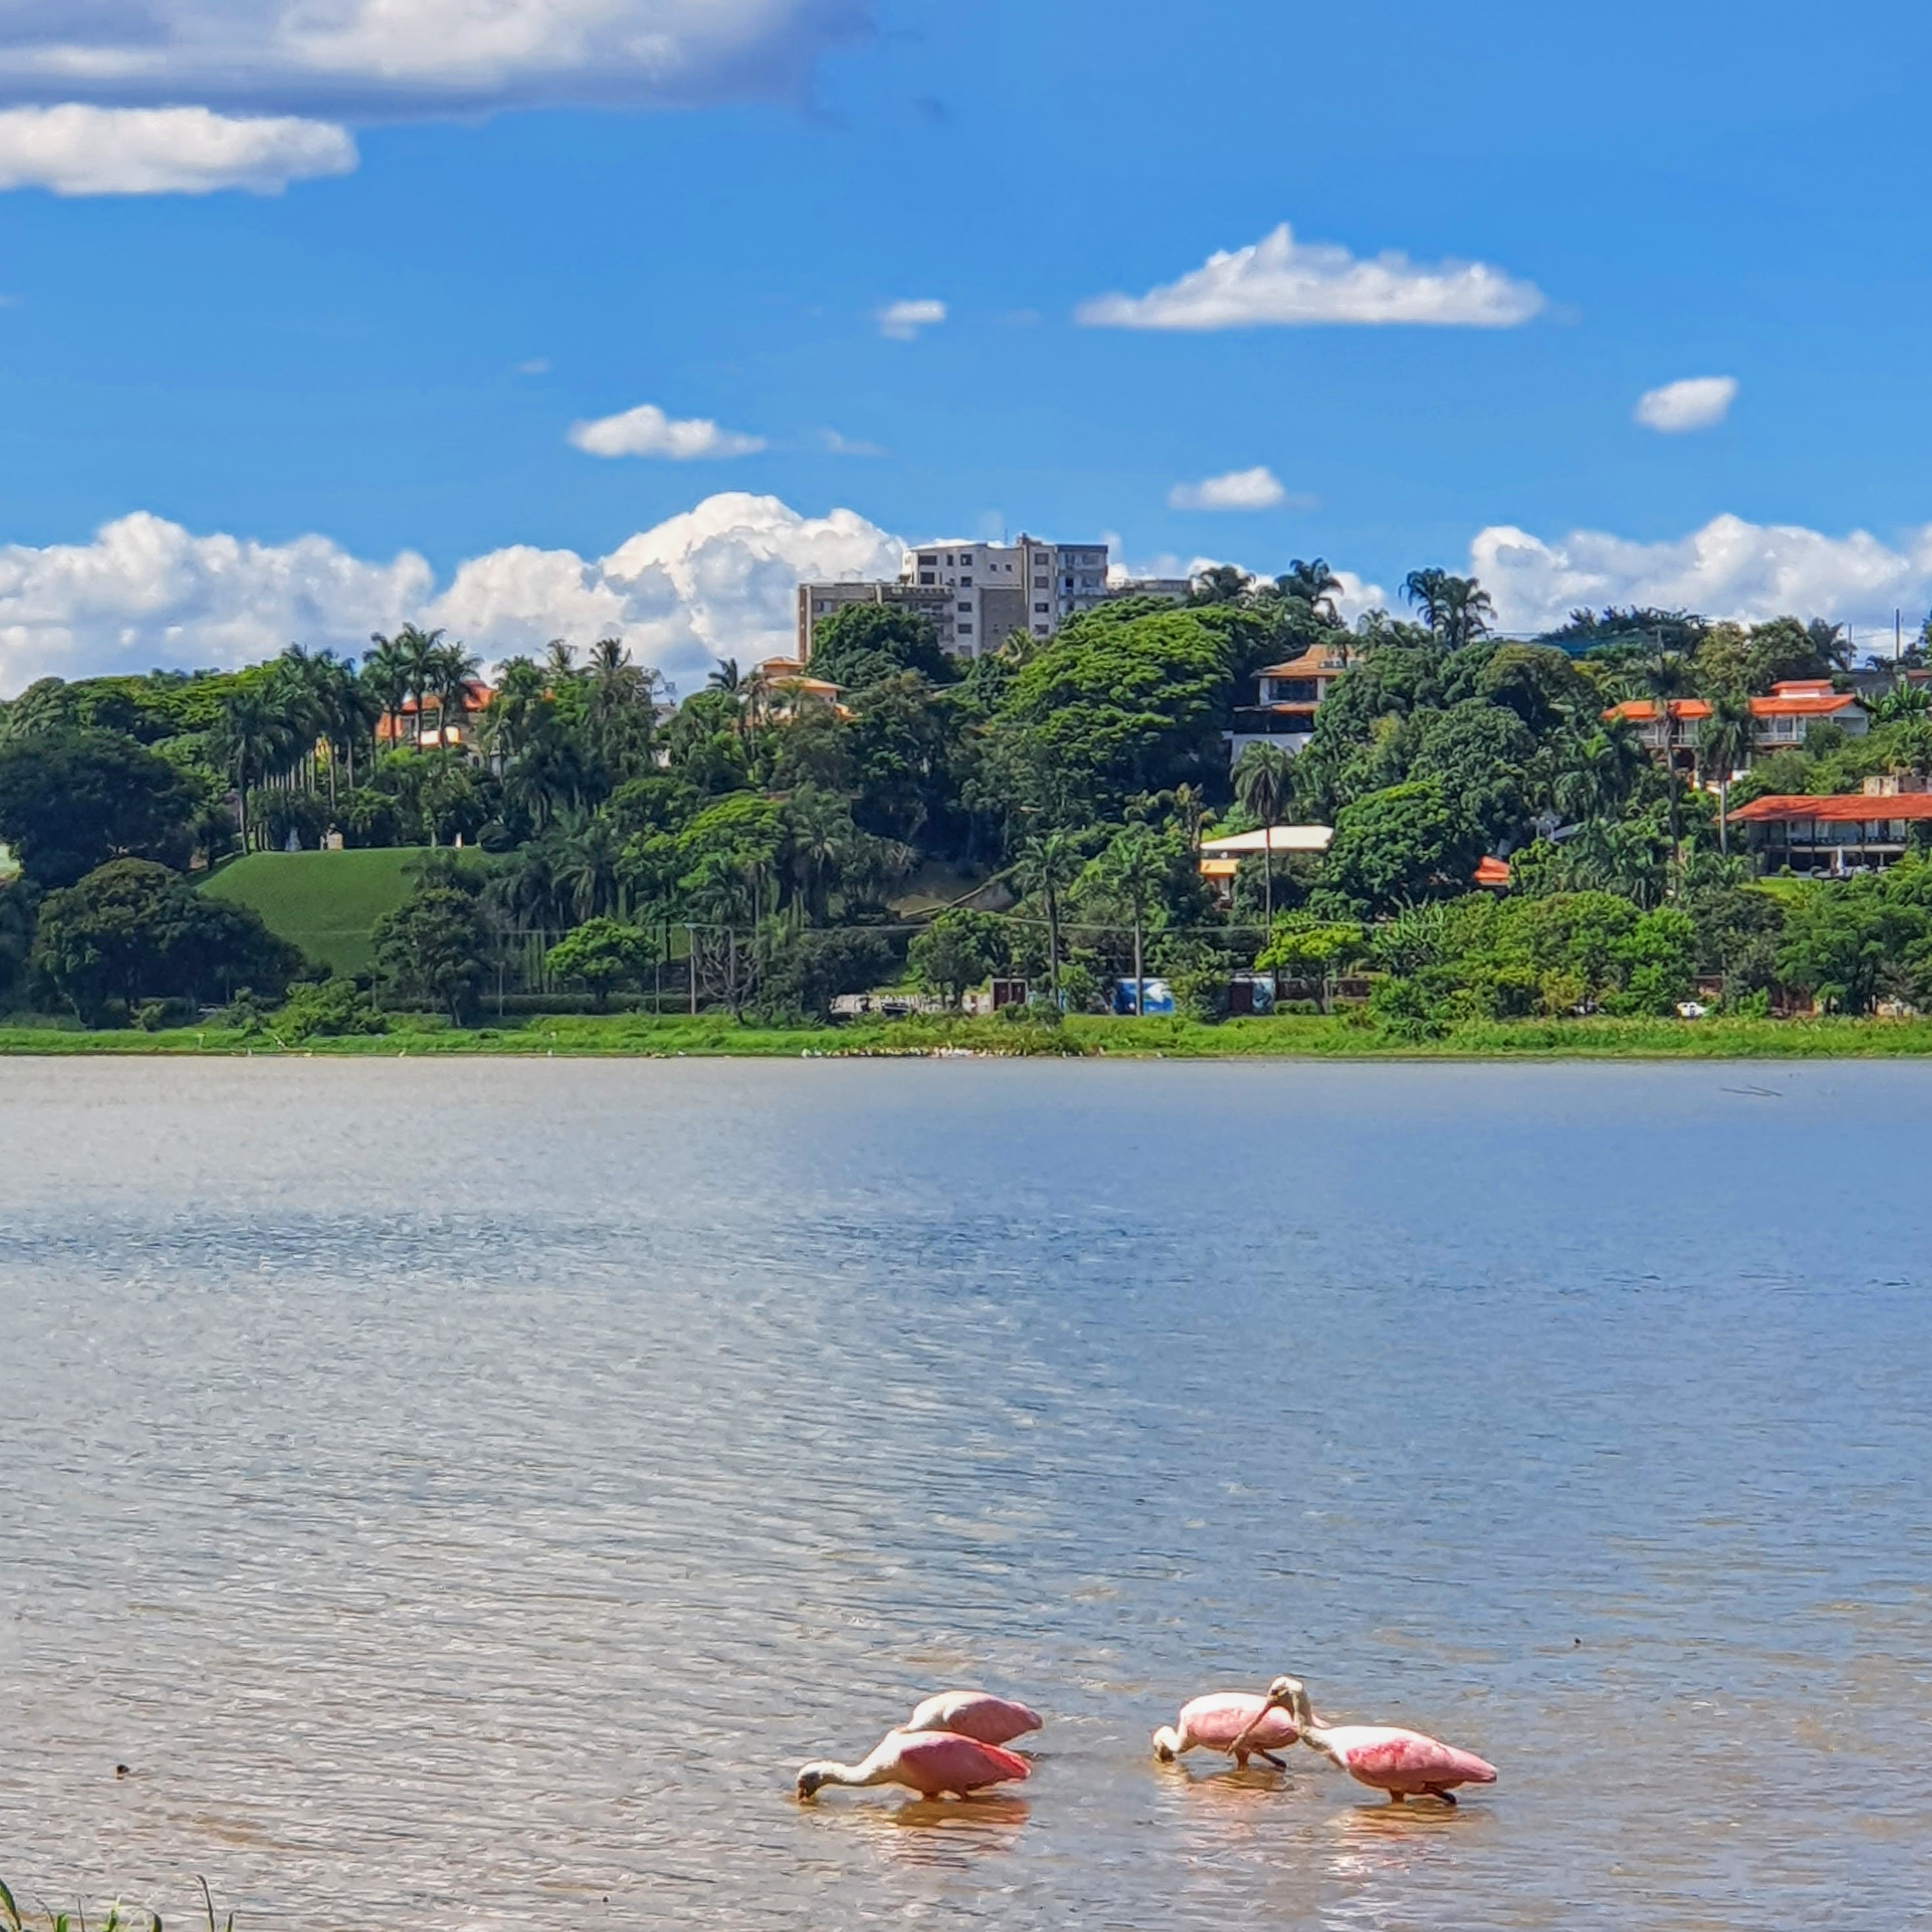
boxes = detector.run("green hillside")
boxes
[199,849,471,977]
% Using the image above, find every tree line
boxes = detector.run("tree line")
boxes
[2,565,1931,1031]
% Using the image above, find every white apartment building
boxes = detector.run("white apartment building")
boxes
[798,532,1112,663]
[903,534,1111,655]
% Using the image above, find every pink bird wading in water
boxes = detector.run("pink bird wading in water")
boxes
[1234,1676,1497,1806]
[905,1690,1043,1748]
[795,1728,1032,1801]
[1152,1691,1301,1770]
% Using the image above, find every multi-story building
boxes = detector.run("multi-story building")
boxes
[794,579,954,661]
[1225,643,1350,760]
[797,533,1111,662]
[1607,680,1870,777]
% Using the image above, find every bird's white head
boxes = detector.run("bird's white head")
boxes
[1263,1675,1313,1729]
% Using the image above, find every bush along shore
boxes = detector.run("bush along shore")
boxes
[9,1007,1932,1059]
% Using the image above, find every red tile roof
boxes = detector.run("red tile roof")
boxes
[1728,793,1932,824]
[1256,647,1349,678]
[1472,855,1512,885]
[1610,682,1862,724]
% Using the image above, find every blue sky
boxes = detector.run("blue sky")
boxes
[3,0,1931,691]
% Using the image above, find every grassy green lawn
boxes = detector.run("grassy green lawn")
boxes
[197,848,479,976]
[10,1010,1932,1058]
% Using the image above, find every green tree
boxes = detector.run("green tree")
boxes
[371,876,494,1024]
[1256,912,1364,1012]
[908,907,1008,1007]
[32,857,296,1024]
[1013,827,1085,1005]
[1085,824,1171,1014]
[1403,569,1495,648]
[1776,880,1929,1016]
[807,603,955,689]
[1231,740,1293,926]
[1696,687,1755,855]
[1323,780,1482,912]
[0,728,199,887]
[980,606,1240,828]
[544,916,661,1010]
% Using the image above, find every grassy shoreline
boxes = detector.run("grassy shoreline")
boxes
[7,1011,1932,1059]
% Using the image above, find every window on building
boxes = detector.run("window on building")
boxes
[918,573,935,585]
[1033,601,1050,613]
[959,575,972,586]
[958,621,974,634]
[958,601,973,613]
[1033,576,1047,588]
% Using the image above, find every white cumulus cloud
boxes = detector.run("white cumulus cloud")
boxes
[567,404,766,460]
[878,298,946,341]
[1167,467,1291,511]
[1473,512,1932,638]
[0,1,869,116]
[0,104,356,195]
[1634,375,1739,433]
[0,494,905,697]
[1077,222,1546,330]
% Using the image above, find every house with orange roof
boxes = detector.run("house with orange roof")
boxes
[1227,642,1350,760]
[1728,774,1932,875]
[1608,680,1868,776]
[374,680,495,751]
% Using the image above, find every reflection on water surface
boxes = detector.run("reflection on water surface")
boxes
[1,1058,1928,1928]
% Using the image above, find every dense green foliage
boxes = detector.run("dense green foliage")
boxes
[10,561,1932,1038]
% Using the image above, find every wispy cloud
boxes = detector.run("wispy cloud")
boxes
[567,403,766,460]
[1167,466,1305,511]
[0,105,355,196]
[514,357,552,377]
[1634,375,1738,433]
[1079,222,1545,329]
[878,298,947,341]
[820,429,887,457]
[0,2,870,118]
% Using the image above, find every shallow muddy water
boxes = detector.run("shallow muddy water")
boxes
[1,1058,1927,1927]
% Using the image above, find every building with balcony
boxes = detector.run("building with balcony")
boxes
[1728,776,1932,874]
[1226,644,1350,759]
[1607,680,1869,776]
[797,534,1111,663]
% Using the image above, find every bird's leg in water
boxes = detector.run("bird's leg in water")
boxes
[1386,1789,1405,1804]
[1256,1749,1288,1771]
[1426,1787,1457,1806]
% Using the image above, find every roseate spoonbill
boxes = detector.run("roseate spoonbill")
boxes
[1151,1691,1300,1771]
[1235,1676,1497,1805]
[905,1690,1043,1748]
[795,1728,1032,1801]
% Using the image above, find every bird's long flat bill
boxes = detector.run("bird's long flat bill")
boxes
[1226,1675,1300,1760]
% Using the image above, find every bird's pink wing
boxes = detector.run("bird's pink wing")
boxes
[893,1731,1032,1793]
[1350,1728,1496,1785]
[1178,1693,1298,1749]
[916,1693,1042,1746]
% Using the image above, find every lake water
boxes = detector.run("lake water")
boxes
[1,1058,1928,1929]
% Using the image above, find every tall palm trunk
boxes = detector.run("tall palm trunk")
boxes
[1132,905,1144,1017]
[1045,888,1061,1005]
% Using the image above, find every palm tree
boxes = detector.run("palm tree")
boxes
[1626,640,1693,874]
[544,637,580,682]
[362,636,411,753]
[389,624,447,746]
[785,784,849,925]
[1403,569,1495,648]
[1093,826,1167,1015]
[481,656,549,767]
[1697,688,1755,856]
[1013,828,1084,1006]
[1232,739,1293,927]
[429,641,481,745]
[212,686,296,851]
[1277,557,1342,622]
